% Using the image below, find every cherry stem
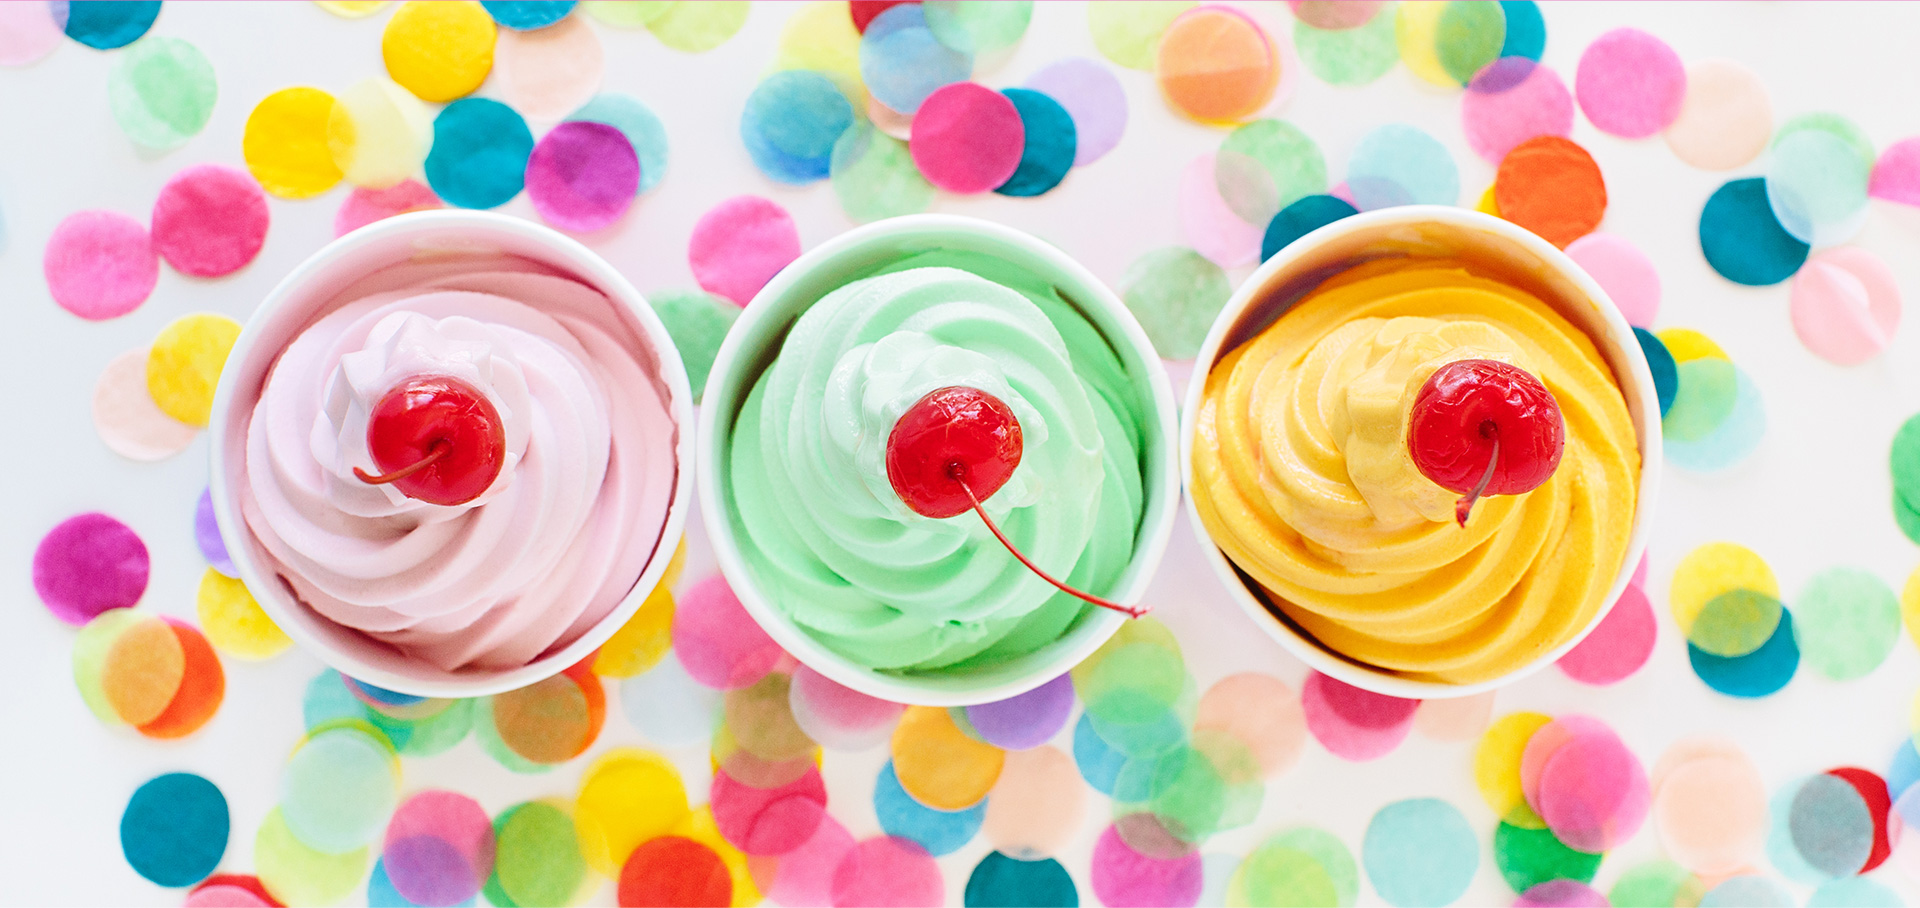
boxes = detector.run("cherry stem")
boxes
[354,439,451,486]
[1453,431,1501,527]
[952,465,1148,619]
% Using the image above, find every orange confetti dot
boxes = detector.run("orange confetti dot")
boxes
[103,616,185,726]
[491,664,605,764]
[1156,6,1278,124]
[890,705,1005,811]
[1494,135,1607,248]
[140,620,225,739]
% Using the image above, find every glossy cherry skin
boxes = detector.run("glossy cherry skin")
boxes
[1408,358,1565,500]
[885,386,1023,519]
[362,376,506,507]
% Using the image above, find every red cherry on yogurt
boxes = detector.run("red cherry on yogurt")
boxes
[1407,359,1565,527]
[353,376,506,507]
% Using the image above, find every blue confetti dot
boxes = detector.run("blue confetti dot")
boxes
[343,674,427,707]
[1809,877,1903,908]
[121,773,228,888]
[1699,875,1794,908]
[875,761,985,856]
[1497,1,1545,61]
[64,1,160,50]
[1700,177,1810,286]
[479,0,576,30]
[1767,774,1873,884]
[568,94,669,193]
[1633,327,1677,418]
[741,70,855,185]
[1362,798,1479,908]
[995,88,1076,197]
[1689,607,1799,698]
[965,853,1079,907]
[1347,123,1459,210]
[859,4,972,114]
[1073,712,1125,795]
[1262,194,1359,262]
[304,669,364,730]
[426,98,535,210]
[1888,739,1920,804]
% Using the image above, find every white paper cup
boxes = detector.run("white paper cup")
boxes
[700,215,1181,707]
[210,210,695,698]
[1181,206,1663,699]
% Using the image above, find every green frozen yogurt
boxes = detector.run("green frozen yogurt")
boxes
[727,251,1148,672]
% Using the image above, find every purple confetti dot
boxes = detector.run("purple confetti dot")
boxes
[34,512,149,625]
[525,120,640,233]
[385,834,479,907]
[195,487,236,577]
[966,673,1075,750]
[1024,57,1128,166]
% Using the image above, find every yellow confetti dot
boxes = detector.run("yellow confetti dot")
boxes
[383,0,497,103]
[583,1,677,28]
[891,705,1006,811]
[593,584,675,678]
[1903,565,1920,651]
[327,77,432,190]
[1474,711,1551,828]
[74,609,148,724]
[772,2,865,103]
[671,807,762,908]
[315,0,390,17]
[1088,1,1193,72]
[1670,542,1777,635]
[1394,1,1455,87]
[146,313,242,427]
[1657,328,1731,364]
[243,87,343,199]
[574,748,689,876]
[196,569,291,660]
[647,0,748,53]
[1476,183,1501,216]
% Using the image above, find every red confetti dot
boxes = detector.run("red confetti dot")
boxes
[909,82,1025,194]
[1300,670,1419,762]
[1827,767,1893,873]
[151,164,270,277]
[189,875,283,908]
[44,210,158,320]
[1494,135,1607,249]
[618,836,732,908]
[137,618,225,740]
[850,0,913,33]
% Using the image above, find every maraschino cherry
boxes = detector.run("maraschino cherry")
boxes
[885,386,1147,618]
[1407,359,1565,526]
[353,376,506,507]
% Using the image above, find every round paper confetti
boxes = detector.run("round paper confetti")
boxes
[1870,137,1920,206]
[186,876,278,908]
[1636,330,1676,420]
[742,70,856,185]
[1499,1,1545,59]
[1462,60,1573,165]
[1664,356,1765,472]
[1088,1,1192,71]
[1494,135,1605,248]
[1301,671,1419,762]
[909,81,1025,193]
[328,78,433,190]
[152,165,269,278]
[127,621,223,739]
[1768,132,1870,248]
[44,210,158,321]
[525,120,639,232]
[713,764,827,857]
[833,836,944,908]
[1699,875,1793,907]
[996,88,1075,197]
[789,663,905,751]
[1362,798,1477,907]
[1119,246,1230,360]
[1413,692,1494,743]
[483,668,604,766]
[1218,118,1326,225]
[646,1,749,53]
[1090,823,1202,908]
[965,853,1076,908]
[1772,773,1876,881]
[1700,177,1808,286]
[861,4,971,115]
[93,348,196,460]
[65,0,160,50]
[1231,827,1356,908]
[687,197,802,307]
[773,1,866,102]
[1348,123,1458,209]
[335,180,443,236]
[282,725,400,854]
[1532,722,1649,853]
[1893,416,1920,545]
[621,652,721,747]
[831,123,935,223]
[1293,9,1397,87]
[964,673,1074,751]
[1024,57,1127,166]
[1192,673,1306,778]
[35,512,149,626]
[568,93,669,193]
[196,569,290,659]
[122,773,228,888]
[851,1,912,34]
[892,705,1006,811]
[1609,861,1704,908]
[317,1,391,16]
[1687,588,1782,659]
[1575,28,1685,138]
[593,582,674,679]
[1517,879,1609,908]
[255,807,369,907]
[146,312,241,427]
[1790,247,1901,365]
[770,815,855,907]
[481,0,576,30]
[620,836,732,908]
[1654,745,1768,876]
[1794,567,1899,681]
[1809,878,1903,908]
[1157,6,1277,123]
[925,0,1031,54]
[982,746,1084,860]
[1494,821,1600,894]
[646,288,737,404]
[383,0,497,103]
[1556,583,1656,685]
[0,2,64,66]
[491,801,586,908]
[1262,194,1357,262]
[1666,59,1772,170]
[874,761,984,856]
[493,14,602,120]
[1689,606,1798,698]
[424,98,534,209]
[1566,233,1658,328]
[1179,153,1263,268]
[574,748,690,875]
[1436,0,1508,85]
[243,87,343,200]
[381,791,492,906]
[108,36,217,150]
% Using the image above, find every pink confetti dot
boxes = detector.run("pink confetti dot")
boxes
[44,210,158,320]
[790,664,905,750]
[335,180,443,237]
[1534,724,1650,853]
[672,573,784,690]
[184,884,274,908]
[152,165,270,278]
[1462,60,1573,165]
[0,1,64,66]
[1575,28,1686,139]
[1090,822,1203,908]
[831,836,943,908]
[1178,153,1262,268]
[771,815,855,907]
[688,195,801,306]
[1870,138,1920,206]
[1516,879,1610,908]
[1556,584,1657,686]
[525,120,639,233]
[34,512,150,625]
[1631,555,1648,590]
[909,82,1026,194]
[1300,671,1419,762]
[712,765,828,856]
[383,790,493,896]
[1791,247,1902,366]
[1566,233,1660,328]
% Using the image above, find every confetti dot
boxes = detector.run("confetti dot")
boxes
[646,288,738,404]
[1348,123,1458,209]
[851,1,912,33]
[924,0,1031,55]
[874,761,984,856]
[1517,879,1609,908]
[621,651,720,747]
[34,512,149,626]
[568,93,669,193]
[146,312,241,428]
[995,88,1076,197]
[1230,827,1357,908]
[1689,607,1799,698]
[774,1,866,101]
[484,668,605,767]
[1634,331,1676,420]
[646,0,748,53]
[860,4,970,114]
[1575,28,1685,139]
[687,197,802,307]
[1413,692,1494,742]
[1156,6,1277,123]
[1024,57,1127,166]
[0,1,64,66]
[524,120,638,232]
[1556,583,1656,686]
[1091,823,1202,908]
[1894,417,1920,546]
[712,765,828,857]
[196,569,290,660]
[1671,542,1776,635]
[1476,711,1551,827]
[424,98,534,210]
[787,664,902,751]
[317,1,391,17]
[1809,877,1903,908]
[186,876,278,908]
[491,801,586,908]
[493,14,602,120]
[1530,721,1649,853]
[135,622,222,740]
[1655,745,1767,877]
[1700,177,1808,286]
[1790,247,1901,365]
[983,746,1085,860]
[191,489,235,579]
[64,0,160,50]
[1118,246,1230,360]
[1293,9,1397,87]
[1434,0,1507,86]
[1192,673,1306,778]
[1494,135,1605,248]
[1664,357,1764,473]
[256,808,369,907]
[1772,773,1875,881]
[1869,137,1920,206]
[770,815,855,907]
[575,748,689,875]
[962,674,1074,750]
[1301,671,1419,762]
[1179,153,1263,267]
[1608,861,1704,908]
[383,0,497,103]
[965,853,1076,908]
[481,0,576,30]
[1686,587,1782,659]
[1362,798,1477,907]
[1461,59,1572,166]
[1494,821,1600,894]
[283,725,400,854]
[1769,136,1870,249]
[620,836,732,908]
[1699,875,1793,908]
[892,705,1006,811]
[908,81,1025,193]
[1498,1,1544,58]
[1794,567,1899,681]
[833,836,944,908]
[1218,118,1326,226]
[1073,712,1127,795]
[1088,1,1192,71]
[830,123,933,223]
[1289,1,1384,29]
[121,773,228,888]
[108,36,216,150]
[335,180,443,236]
[151,164,269,278]
[243,87,343,200]
[383,791,493,906]
[1828,767,1894,875]
[742,70,855,186]
[1666,60,1771,171]
[1262,194,1357,263]
[1565,233,1658,328]
[44,210,158,321]
[593,583,675,678]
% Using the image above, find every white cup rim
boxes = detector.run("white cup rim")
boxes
[1180,206,1664,700]
[208,209,696,699]
[698,214,1182,707]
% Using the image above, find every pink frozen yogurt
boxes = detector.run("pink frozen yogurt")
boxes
[237,255,678,672]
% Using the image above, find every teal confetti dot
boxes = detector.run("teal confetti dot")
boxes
[1362,799,1478,907]
[1262,194,1357,262]
[966,852,1077,907]
[1700,177,1809,286]
[996,88,1076,197]
[426,98,535,210]
[480,0,576,30]
[1633,327,1677,418]
[1809,877,1903,908]
[121,773,228,888]
[1699,875,1794,908]
[875,760,985,856]
[741,70,855,185]
[65,0,160,50]
[1119,247,1232,360]
[1497,0,1545,60]
[1688,607,1799,698]
[1347,123,1459,209]
[567,94,670,193]
[1074,712,1127,795]
[1768,773,1872,883]
[1793,567,1899,681]
[304,669,365,730]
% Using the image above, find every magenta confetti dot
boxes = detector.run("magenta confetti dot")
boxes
[1566,233,1660,328]
[1631,555,1648,590]
[1516,878,1610,907]
[712,765,828,856]
[965,673,1075,750]
[1574,28,1685,139]
[771,815,855,907]
[1024,57,1128,166]
[1535,725,1650,853]
[1091,823,1203,908]
[195,487,236,577]
[525,120,640,233]
[384,835,477,907]
[1870,137,1920,207]
[672,573,784,690]
[34,512,150,626]
[908,82,1026,194]
[688,195,801,306]
[385,790,494,886]
[1462,60,1573,165]
[1518,715,1610,811]
[1300,671,1419,762]
[831,836,944,908]
[44,210,158,321]
[1556,583,1657,686]
[790,664,905,750]
[334,180,443,237]
[151,164,270,278]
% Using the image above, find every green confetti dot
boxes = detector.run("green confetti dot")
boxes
[1689,588,1784,658]
[1435,0,1505,86]
[1663,357,1738,443]
[1088,1,1193,71]
[363,697,472,757]
[1294,10,1399,87]
[254,808,369,907]
[1218,120,1327,224]
[1230,827,1358,907]
[280,726,399,854]
[108,36,217,151]
[1493,821,1600,894]
[1119,247,1231,360]
[1793,567,1900,680]
[1889,414,1920,545]
[646,0,746,52]
[831,123,934,223]
[1609,860,1705,908]
[650,289,739,402]
[491,801,587,908]
[1079,642,1187,725]
[581,0,676,27]
[1774,112,1875,171]
[924,0,1032,54]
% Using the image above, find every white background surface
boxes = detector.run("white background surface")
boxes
[6,1,1920,904]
